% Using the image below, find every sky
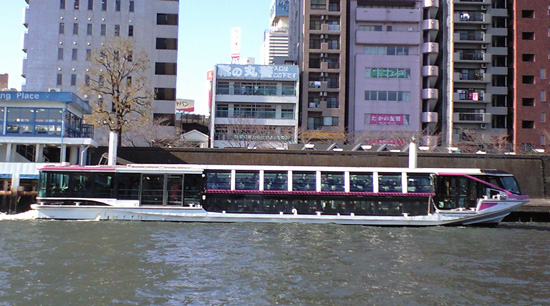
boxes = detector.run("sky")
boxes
[0,0,272,114]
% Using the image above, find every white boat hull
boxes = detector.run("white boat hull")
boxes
[30,200,526,226]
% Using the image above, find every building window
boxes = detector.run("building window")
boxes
[522,10,534,18]
[311,0,326,10]
[87,23,92,35]
[365,90,410,102]
[155,63,177,75]
[129,0,134,12]
[71,74,77,86]
[100,24,106,36]
[364,46,409,56]
[73,23,79,35]
[522,54,535,62]
[59,22,65,34]
[58,48,64,60]
[128,25,134,37]
[157,14,178,25]
[281,106,294,119]
[74,0,79,9]
[101,0,107,11]
[60,0,66,9]
[358,25,383,31]
[307,117,322,130]
[154,88,176,100]
[542,69,547,80]
[542,91,547,102]
[522,32,535,40]
[57,74,63,86]
[327,98,339,108]
[114,24,120,36]
[522,76,535,84]
[522,121,535,129]
[86,49,91,61]
[156,38,177,50]
[492,115,507,129]
[88,0,93,10]
[323,116,338,126]
[541,112,546,123]
[115,0,120,11]
[215,104,229,117]
[492,95,507,107]
[72,49,78,60]
[522,98,534,106]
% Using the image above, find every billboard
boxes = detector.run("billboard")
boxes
[216,64,298,80]
[175,99,194,113]
[270,0,289,20]
[231,27,241,60]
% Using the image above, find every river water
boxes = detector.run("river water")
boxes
[1,216,549,306]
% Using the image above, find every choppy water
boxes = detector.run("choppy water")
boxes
[1,216,549,306]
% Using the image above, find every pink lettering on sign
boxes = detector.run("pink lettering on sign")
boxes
[369,114,404,125]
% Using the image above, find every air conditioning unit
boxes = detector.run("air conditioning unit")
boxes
[321,15,326,20]
[48,88,61,92]
[480,123,487,129]
[320,34,325,39]
[481,44,487,49]
[322,92,327,96]
[481,5,487,11]
[481,24,487,30]
[481,63,487,68]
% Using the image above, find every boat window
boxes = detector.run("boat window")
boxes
[141,174,164,205]
[264,171,288,190]
[378,173,402,192]
[116,173,140,200]
[206,170,231,189]
[499,176,520,194]
[407,174,433,193]
[49,172,70,196]
[292,172,316,191]
[235,171,259,190]
[183,174,202,205]
[321,172,344,191]
[70,173,93,197]
[38,172,48,197]
[167,175,183,205]
[349,172,373,192]
[95,173,115,198]
[435,176,479,209]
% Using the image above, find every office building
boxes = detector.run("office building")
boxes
[261,0,291,65]
[21,0,179,145]
[210,64,299,148]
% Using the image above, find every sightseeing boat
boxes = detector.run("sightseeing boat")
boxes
[30,163,528,226]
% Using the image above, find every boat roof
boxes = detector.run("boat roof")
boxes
[37,163,512,175]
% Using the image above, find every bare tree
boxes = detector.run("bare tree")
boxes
[81,37,152,146]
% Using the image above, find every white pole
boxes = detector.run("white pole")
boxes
[108,131,118,166]
[409,140,417,169]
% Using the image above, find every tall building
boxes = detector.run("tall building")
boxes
[210,64,299,149]
[512,0,550,152]
[348,0,424,145]
[21,0,179,145]
[261,0,290,65]
[289,0,347,141]
[441,0,510,149]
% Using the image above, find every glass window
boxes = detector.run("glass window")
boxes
[60,0,66,9]
[57,74,63,86]
[58,48,64,60]
[101,0,107,11]
[88,0,93,10]
[235,171,259,190]
[407,174,433,193]
[115,0,120,11]
[157,14,178,25]
[71,74,77,86]
[73,23,79,35]
[264,171,287,191]
[321,172,344,191]
[215,104,228,117]
[100,24,106,36]
[128,25,134,37]
[350,173,373,192]
[87,23,92,35]
[59,22,65,34]
[379,173,402,192]
[114,24,120,36]
[129,0,134,12]
[206,171,231,190]
[292,172,316,191]
[74,0,80,9]
[72,48,78,60]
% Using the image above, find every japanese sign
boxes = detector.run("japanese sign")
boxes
[216,64,298,80]
[369,114,404,125]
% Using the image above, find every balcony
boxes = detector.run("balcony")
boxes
[356,30,420,45]
[455,0,490,4]
[422,112,438,123]
[453,112,491,124]
[454,51,488,63]
[453,91,490,103]
[454,12,490,24]
[422,65,439,77]
[422,42,439,54]
[454,72,490,83]
[422,19,439,31]
[422,88,439,100]
[454,32,491,44]
[423,0,439,8]
[356,8,421,23]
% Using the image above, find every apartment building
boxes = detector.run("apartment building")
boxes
[348,0,424,145]
[210,64,299,148]
[21,0,179,145]
[512,0,550,152]
[289,0,347,141]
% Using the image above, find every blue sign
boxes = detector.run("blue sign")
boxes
[270,0,289,19]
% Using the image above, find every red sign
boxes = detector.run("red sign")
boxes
[206,70,214,81]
